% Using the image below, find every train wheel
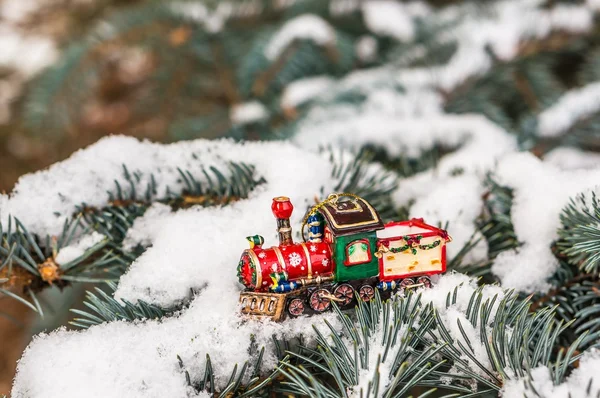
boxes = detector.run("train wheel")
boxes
[358,285,375,302]
[309,288,332,312]
[417,276,432,288]
[334,284,354,306]
[399,278,415,291]
[288,298,305,317]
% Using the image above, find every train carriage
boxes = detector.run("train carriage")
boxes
[238,194,451,321]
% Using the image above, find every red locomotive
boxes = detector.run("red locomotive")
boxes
[238,193,451,321]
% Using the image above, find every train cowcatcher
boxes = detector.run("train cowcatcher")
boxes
[237,193,451,321]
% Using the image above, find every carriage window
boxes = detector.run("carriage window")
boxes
[345,240,371,266]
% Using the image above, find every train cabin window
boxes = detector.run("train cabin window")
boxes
[345,240,371,266]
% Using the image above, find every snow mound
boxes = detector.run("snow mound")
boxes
[0,137,331,238]
[265,14,336,60]
[492,152,600,292]
[502,349,600,397]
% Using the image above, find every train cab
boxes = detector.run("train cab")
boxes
[316,195,384,282]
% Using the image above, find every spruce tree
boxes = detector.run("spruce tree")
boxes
[2,0,600,397]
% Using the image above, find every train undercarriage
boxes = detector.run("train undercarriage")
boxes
[239,275,432,321]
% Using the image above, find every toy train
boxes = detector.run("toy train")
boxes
[237,193,451,321]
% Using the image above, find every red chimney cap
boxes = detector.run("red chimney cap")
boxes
[272,196,293,219]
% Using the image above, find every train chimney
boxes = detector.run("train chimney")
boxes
[272,196,294,246]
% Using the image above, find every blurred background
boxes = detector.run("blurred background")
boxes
[2,0,600,395]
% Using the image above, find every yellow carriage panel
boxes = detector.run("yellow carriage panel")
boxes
[379,236,445,279]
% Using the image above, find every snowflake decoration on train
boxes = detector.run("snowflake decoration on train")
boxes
[288,252,302,267]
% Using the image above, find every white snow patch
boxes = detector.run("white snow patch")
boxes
[502,349,600,398]
[549,4,594,33]
[362,1,415,41]
[12,294,342,398]
[265,14,336,60]
[0,26,57,76]
[538,82,600,137]
[55,232,106,265]
[492,152,600,292]
[170,1,263,32]
[588,0,600,11]
[381,1,597,91]
[294,111,516,174]
[230,101,268,125]
[281,76,334,108]
[404,174,488,263]
[123,203,173,250]
[0,137,336,238]
[355,35,378,63]
[544,147,600,170]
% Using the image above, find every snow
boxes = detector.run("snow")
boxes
[264,14,336,60]
[362,1,416,42]
[280,76,334,109]
[537,82,600,137]
[362,0,597,91]
[55,232,106,265]
[405,174,488,263]
[0,27,57,77]
[589,0,600,11]
[1,137,333,238]
[13,297,342,398]
[123,203,173,250]
[502,349,600,398]
[171,1,263,33]
[0,22,57,123]
[544,147,600,170]
[229,101,268,125]
[492,152,600,292]
[294,111,516,173]
[355,35,378,63]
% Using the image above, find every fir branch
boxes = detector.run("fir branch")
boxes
[426,288,585,391]
[0,215,122,314]
[178,348,284,397]
[69,282,170,329]
[76,161,265,243]
[361,144,448,179]
[279,288,590,397]
[532,261,600,349]
[2,159,265,317]
[478,176,520,259]
[279,292,450,398]
[557,192,600,273]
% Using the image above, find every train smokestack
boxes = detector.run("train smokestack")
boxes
[272,196,294,246]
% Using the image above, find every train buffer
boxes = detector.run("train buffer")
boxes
[239,291,287,321]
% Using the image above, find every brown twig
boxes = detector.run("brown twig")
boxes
[530,273,600,312]
[513,70,539,111]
